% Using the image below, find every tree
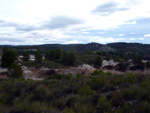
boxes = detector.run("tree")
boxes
[133,55,142,65]
[106,53,110,60]
[94,56,102,68]
[6,63,23,78]
[146,61,150,68]
[35,52,43,63]
[1,50,18,67]
[113,54,120,62]
[45,48,62,61]
[124,54,129,62]
[55,48,62,59]
[62,50,68,62]
[23,52,30,61]
[67,50,76,65]
[3,46,10,53]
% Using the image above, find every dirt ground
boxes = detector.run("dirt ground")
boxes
[1,64,150,81]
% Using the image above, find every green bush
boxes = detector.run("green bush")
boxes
[124,73,138,84]
[63,107,74,113]
[98,96,112,112]
[136,101,150,113]
[91,70,104,76]
[6,63,23,78]
[119,102,132,113]
[78,85,95,96]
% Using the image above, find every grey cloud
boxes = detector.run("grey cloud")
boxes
[42,16,83,29]
[15,25,39,31]
[0,16,83,32]
[0,20,17,27]
[0,37,24,42]
[93,1,129,16]
[0,19,37,31]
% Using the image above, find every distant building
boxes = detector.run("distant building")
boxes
[30,55,35,61]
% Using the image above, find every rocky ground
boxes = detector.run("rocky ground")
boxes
[1,60,150,81]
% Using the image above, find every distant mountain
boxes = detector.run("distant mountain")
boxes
[39,43,115,52]
[107,42,150,55]
[1,42,115,52]
[0,42,150,56]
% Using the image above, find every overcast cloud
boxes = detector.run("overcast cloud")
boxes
[0,0,150,45]
[92,1,130,16]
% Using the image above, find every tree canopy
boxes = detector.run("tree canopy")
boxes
[6,63,23,78]
[35,51,43,63]
[1,50,18,67]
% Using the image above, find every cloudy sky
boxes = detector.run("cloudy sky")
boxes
[0,0,150,45]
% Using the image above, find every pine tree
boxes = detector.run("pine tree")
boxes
[6,63,23,78]
[23,52,30,61]
[1,50,18,67]
[35,52,43,63]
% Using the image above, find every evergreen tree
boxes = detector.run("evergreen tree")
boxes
[124,54,129,62]
[94,56,102,67]
[49,50,56,60]
[3,46,10,53]
[6,63,23,78]
[35,52,43,63]
[106,53,111,60]
[67,50,76,65]
[55,48,62,59]
[23,52,30,61]
[146,61,150,68]
[62,50,68,62]
[1,50,18,67]
[133,55,142,65]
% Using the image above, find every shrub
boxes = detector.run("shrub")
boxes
[136,101,150,113]
[119,102,132,113]
[111,92,121,107]
[90,74,108,90]
[63,107,74,113]
[6,63,23,78]
[98,96,112,112]
[91,70,104,76]
[94,56,102,68]
[120,86,138,101]
[124,73,138,84]
[78,85,95,96]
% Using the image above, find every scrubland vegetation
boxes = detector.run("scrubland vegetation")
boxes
[1,71,150,112]
[0,43,150,113]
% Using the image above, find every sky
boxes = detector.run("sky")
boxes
[0,0,150,45]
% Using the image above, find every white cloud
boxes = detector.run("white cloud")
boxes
[63,40,83,44]
[144,34,150,37]
[82,31,89,34]
[89,36,125,44]
[118,34,125,36]
[130,38,136,40]
[139,38,144,40]
[0,0,150,44]
[131,21,136,24]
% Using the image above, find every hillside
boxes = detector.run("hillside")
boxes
[1,42,150,56]
[108,42,150,54]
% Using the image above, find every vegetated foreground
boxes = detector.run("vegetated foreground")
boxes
[0,44,150,113]
[0,71,150,113]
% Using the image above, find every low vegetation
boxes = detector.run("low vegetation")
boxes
[0,45,150,113]
[0,71,150,112]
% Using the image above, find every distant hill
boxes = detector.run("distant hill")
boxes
[107,42,150,55]
[0,42,150,56]
[0,43,115,52]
